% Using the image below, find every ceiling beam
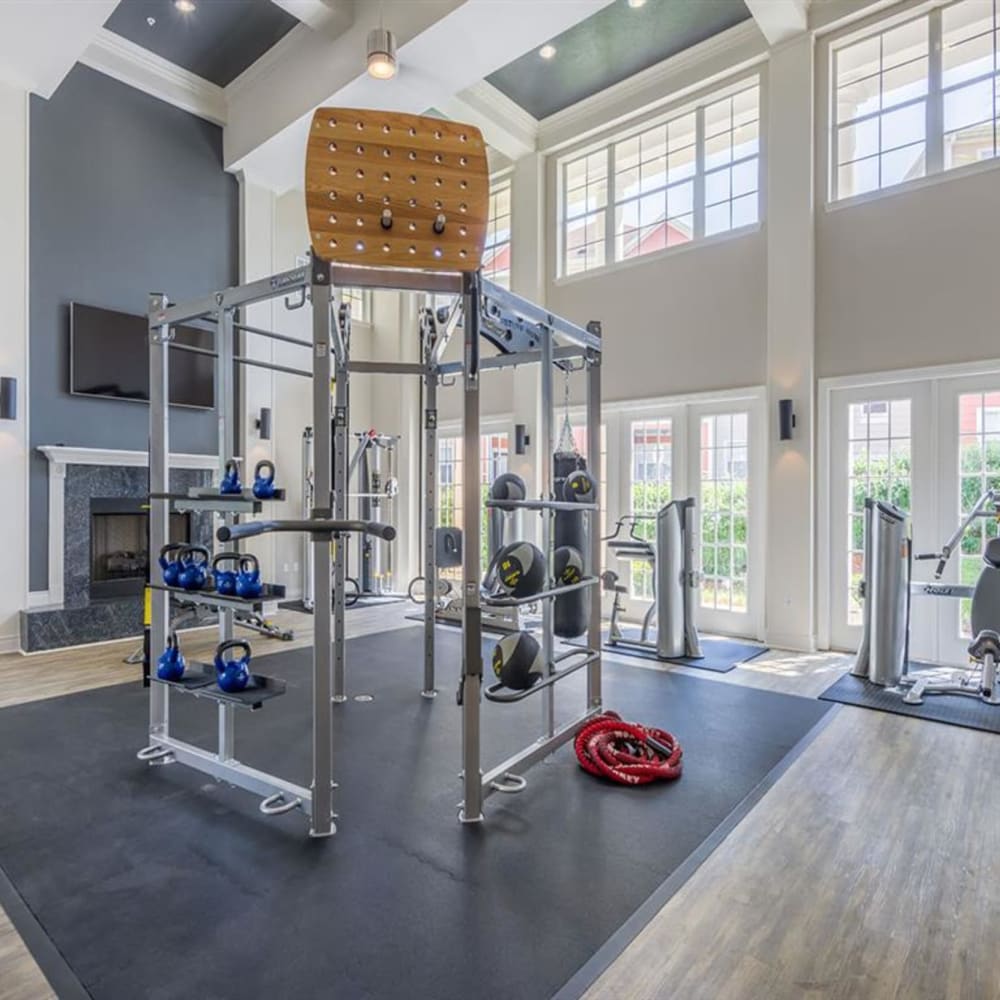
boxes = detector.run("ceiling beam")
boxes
[0,0,119,98]
[744,0,809,46]
[270,0,354,38]
[225,0,614,192]
[437,82,539,160]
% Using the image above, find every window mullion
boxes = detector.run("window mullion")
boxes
[605,143,615,265]
[927,6,944,175]
[694,106,706,239]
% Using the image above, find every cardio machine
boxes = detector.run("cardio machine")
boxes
[852,491,1000,705]
[603,498,702,660]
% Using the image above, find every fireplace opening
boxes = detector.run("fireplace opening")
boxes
[90,498,190,600]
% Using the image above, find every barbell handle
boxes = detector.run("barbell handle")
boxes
[218,519,396,542]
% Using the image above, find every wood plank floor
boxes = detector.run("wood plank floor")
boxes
[0,613,994,1000]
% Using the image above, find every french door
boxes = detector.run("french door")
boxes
[825,369,1000,663]
[600,391,765,641]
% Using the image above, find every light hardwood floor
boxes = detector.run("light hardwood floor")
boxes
[1,613,994,1000]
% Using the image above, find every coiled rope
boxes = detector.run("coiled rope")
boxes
[574,711,683,785]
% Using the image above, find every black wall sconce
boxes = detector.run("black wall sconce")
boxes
[255,406,272,440]
[0,377,17,421]
[778,398,795,441]
[515,423,531,455]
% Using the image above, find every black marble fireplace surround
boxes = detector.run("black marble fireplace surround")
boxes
[20,465,212,652]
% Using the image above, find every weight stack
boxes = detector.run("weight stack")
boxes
[553,451,590,638]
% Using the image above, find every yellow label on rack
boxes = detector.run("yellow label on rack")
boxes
[143,586,152,626]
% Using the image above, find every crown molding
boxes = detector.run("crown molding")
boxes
[438,80,539,160]
[537,19,767,154]
[80,28,226,125]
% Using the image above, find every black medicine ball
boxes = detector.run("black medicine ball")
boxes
[495,541,546,598]
[553,546,584,586]
[492,632,545,690]
[563,470,597,503]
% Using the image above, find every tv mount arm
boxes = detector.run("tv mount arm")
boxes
[914,488,1000,578]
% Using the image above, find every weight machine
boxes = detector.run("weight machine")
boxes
[603,499,702,660]
[852,491,1000,705]
[301,427,400,610]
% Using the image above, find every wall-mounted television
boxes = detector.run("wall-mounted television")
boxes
[69,302,214,410]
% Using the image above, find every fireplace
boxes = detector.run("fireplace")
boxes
[89,498,190,601]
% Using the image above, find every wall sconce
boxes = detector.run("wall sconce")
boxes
[0,377,17,420]
[515,423,531,455]
[778,398,795,441]
[255,406,272,440]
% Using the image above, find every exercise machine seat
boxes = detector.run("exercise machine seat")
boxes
[970,561,1000,638]
[608,540,654,561]
[984,537,1000,569]
[968,628,1000,662]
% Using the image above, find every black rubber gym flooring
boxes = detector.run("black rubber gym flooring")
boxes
[605,629,770,673]
[0,626,829,1000]
[820,667,1000,735]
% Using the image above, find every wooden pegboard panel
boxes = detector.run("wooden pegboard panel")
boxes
[305,109,490,272]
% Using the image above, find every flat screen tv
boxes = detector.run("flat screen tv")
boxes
[69,302,214,410]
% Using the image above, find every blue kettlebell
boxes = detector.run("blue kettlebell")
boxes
[215,639,252,693]
[252,460,278,500]
[177,545,210,591]
[158,543,186,587]
[235,553,263,599]
[212,552,241,596]
[156,630,186,682]
[220,458,242,496]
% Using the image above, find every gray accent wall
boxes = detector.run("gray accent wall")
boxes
[29,64,238,592]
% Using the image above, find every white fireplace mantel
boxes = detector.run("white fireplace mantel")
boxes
[35,446,220,607]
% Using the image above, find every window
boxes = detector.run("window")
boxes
[700,413,749,614]
[845,399,911,625]
[340,288,370,324]
[560,77,759,277]
[958,391,1000,635]
[630,419,673,600]
[831,0,1000,202]
[437,432,509,576]
[482,176,512,288]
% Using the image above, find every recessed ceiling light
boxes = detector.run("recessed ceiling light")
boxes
[627,0,648,7]
[539,44,557,60]
[174,0,197,12]
[146,16,156,26]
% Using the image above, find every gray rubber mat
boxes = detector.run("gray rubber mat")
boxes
[0,627,829,1000]
[820,668,1000,734]
[606,629,769,673]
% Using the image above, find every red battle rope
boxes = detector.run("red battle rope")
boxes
[574,711,683,786]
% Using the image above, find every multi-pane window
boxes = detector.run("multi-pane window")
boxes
[846,399,912,625]
[630,419,673,600]
[958,392,1000,635]
[482,177,512,288]
[561,77,760,277]
[700,413,749,614]
[437,432,509,577]
[340,288,370,324]
[832,1,1000,202]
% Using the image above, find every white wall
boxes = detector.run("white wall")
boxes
[816,166,1000,378]
[0,84,28,651]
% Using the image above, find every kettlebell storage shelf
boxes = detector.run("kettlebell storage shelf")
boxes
[482,577,599,608]
[154,665,287,710]
[190,487,287,503]
[149,582,287,613]
[149,491,263,515]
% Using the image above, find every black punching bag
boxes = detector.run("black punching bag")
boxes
[553,452,595,638]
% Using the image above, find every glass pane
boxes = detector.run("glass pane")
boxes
[640,156,667,193]
[615,136,640,172]
[667,215,693,246]
[705,167,731,206]
[881,58,929,109]
[704,97,732,138]
[732,86,759,127]
[881,101,926,150]
[616,167,640,200]
[730,193,757,229]
[640,125,668,162]
[565,157,587,190]
[838,75,881,124]
[890,399,911,438]
[667,144,696,183]
[705,202,730,236]
[943,0,994,49]
[732,158,758,197]
[944,77,994,131]
[668,112,697,149]
[639,191,665,228]
[943,31,995,88]
[945,120,996,169]
[667,181,694,218]
[705,131,732,170]
[732,121,760,159]
[880,141,926,186]
[837,36,881,89]
[838,154,880,198]
[883,18,929,71]
[838,117,880,163]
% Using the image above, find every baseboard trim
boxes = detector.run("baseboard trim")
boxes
[0,634,21,655]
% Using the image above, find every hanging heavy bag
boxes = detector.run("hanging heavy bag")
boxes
[554,452,595,638]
